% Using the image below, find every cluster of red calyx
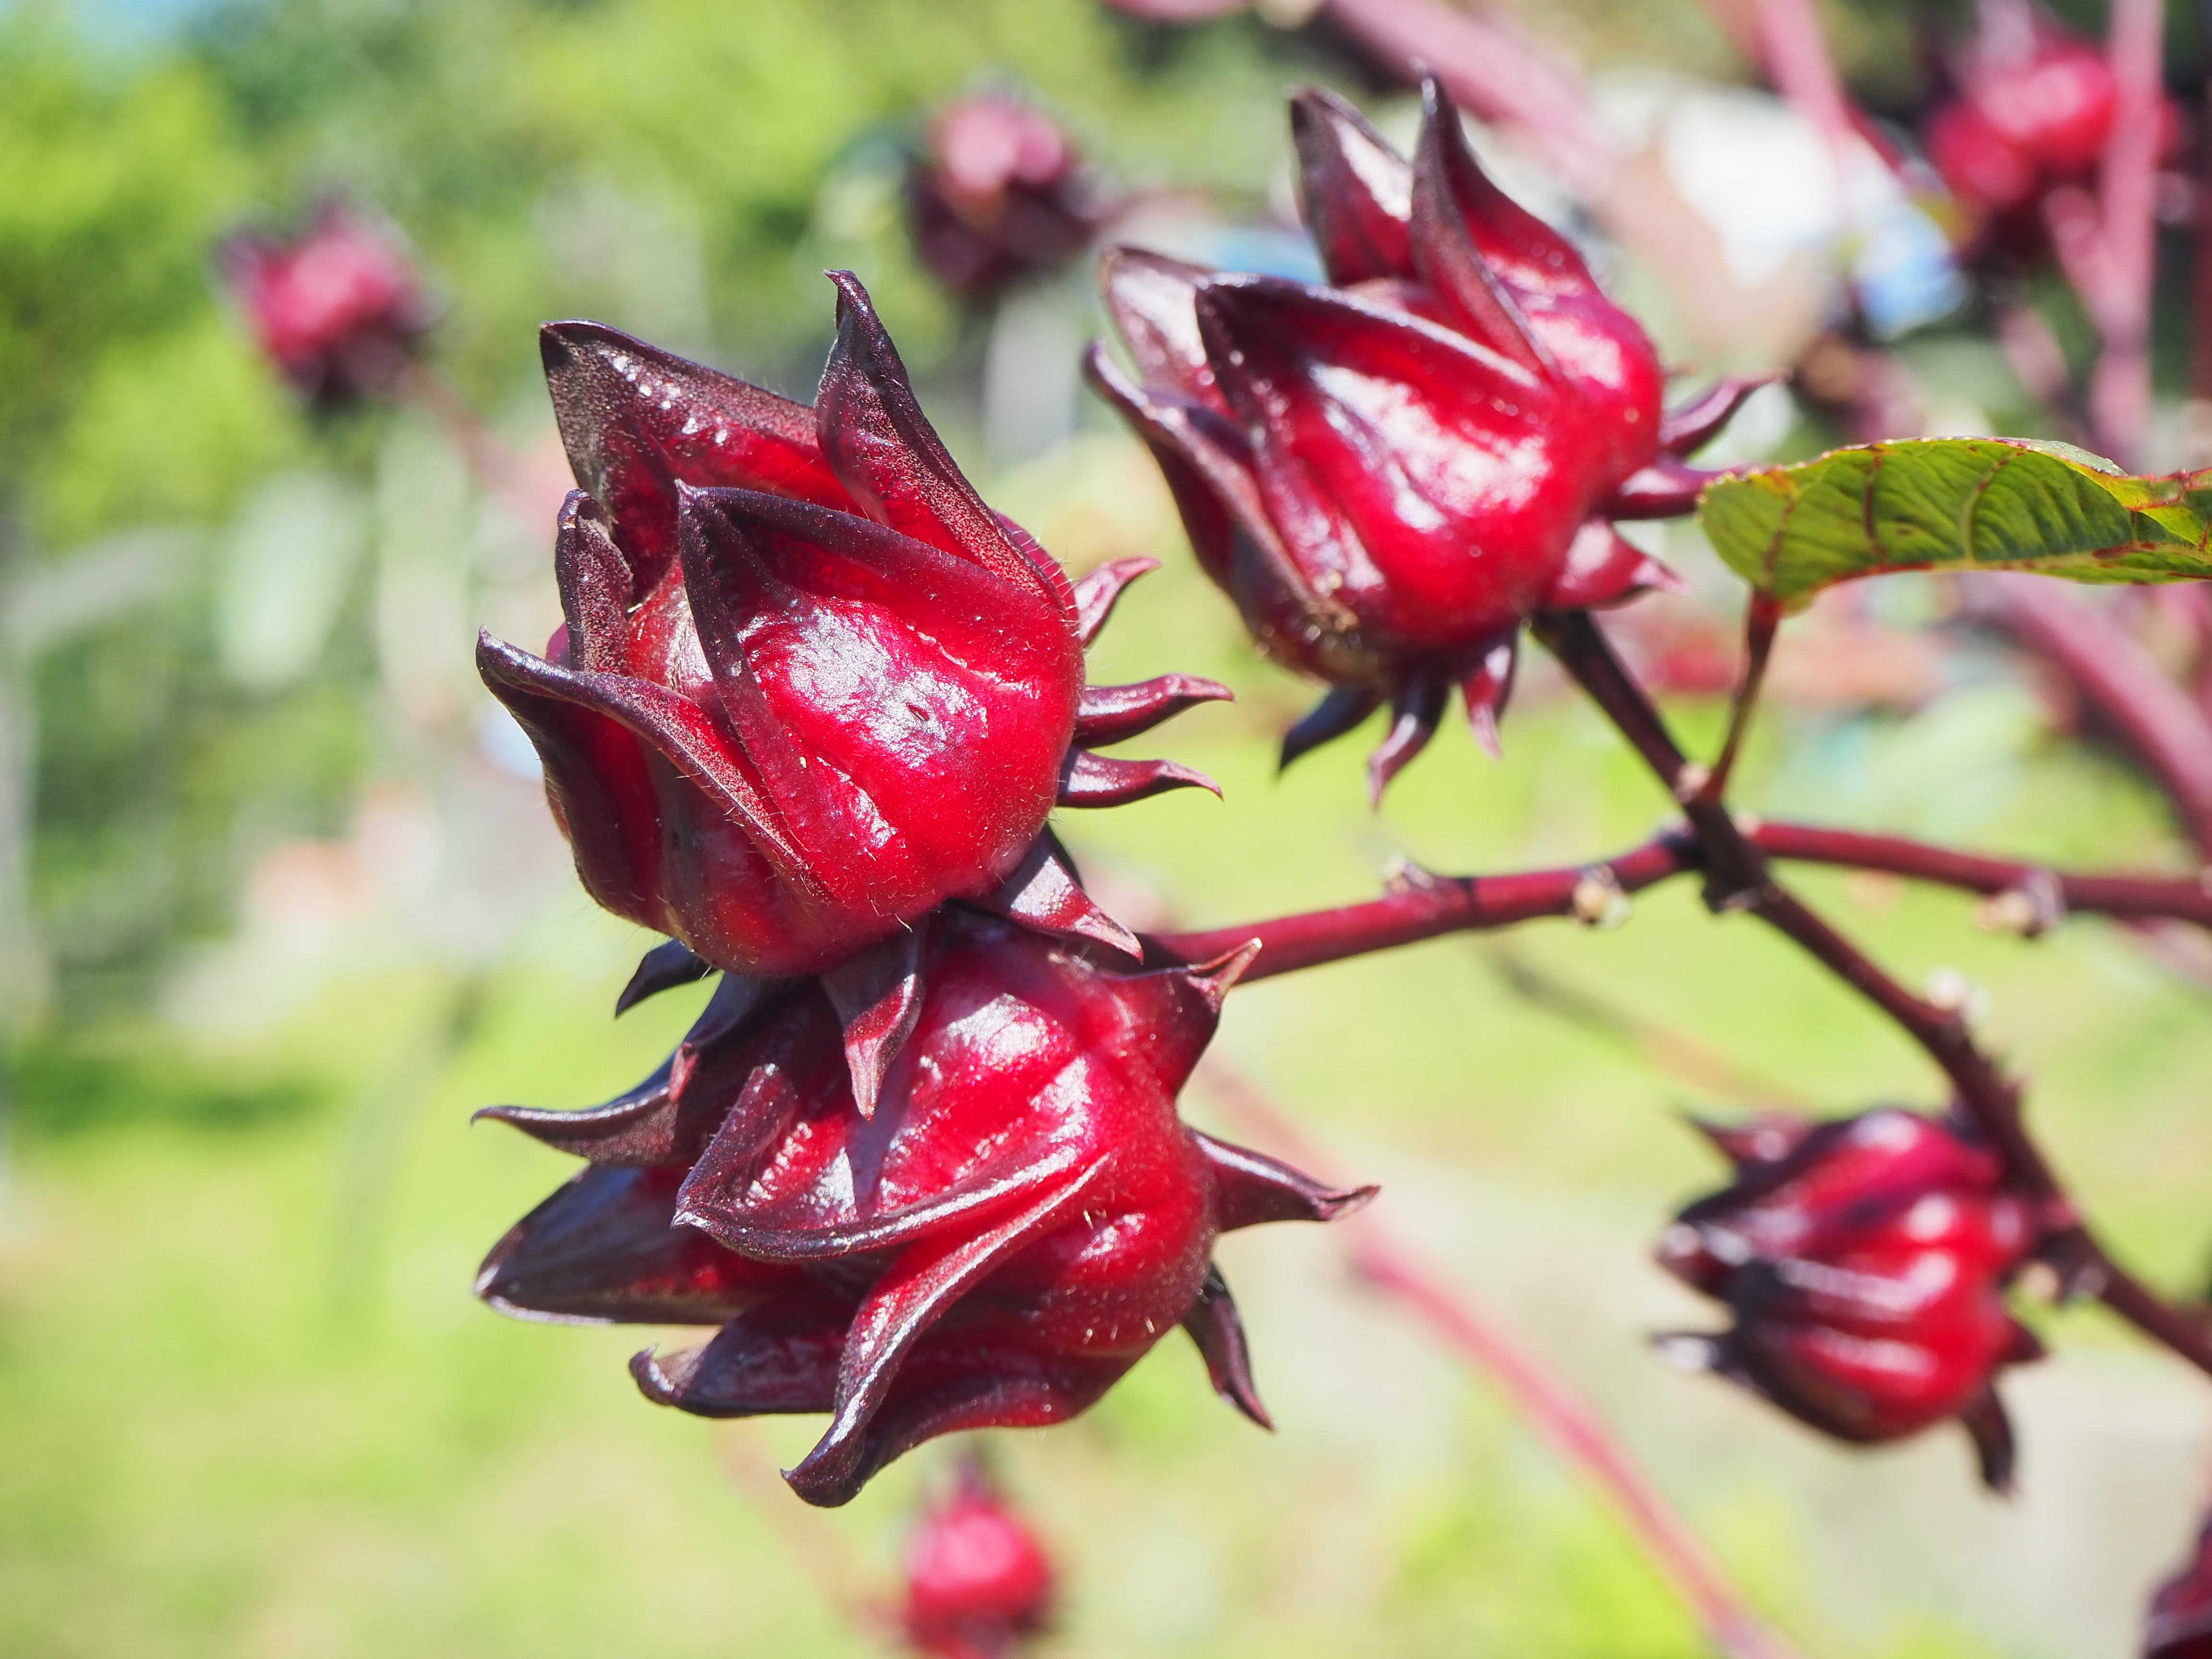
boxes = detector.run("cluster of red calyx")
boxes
[908,92,1106,304]
[1657,1108,2045,1489]
[1090,79,1758,802]
[476,272,1373,1504]
[898,1458,1055,1659]
[219,198,433,409]
[2148,1515,2212,1659]
[1922,0,2156,256]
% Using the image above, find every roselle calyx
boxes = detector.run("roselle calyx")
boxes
[481,272,1226,984]
[1656,1107,2044,1490]
[908,92,1105,304]
[1090,79,1743,801]
[219,198,432,409]
[476,909,1373,1506]
[899,1457,1055,1659]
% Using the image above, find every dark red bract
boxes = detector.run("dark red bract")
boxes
[1657,1107,2043,1490]
[476,908,1372,1506]
[909,92,1105,303]
[900,1458,1055,1659]
[481,273,1226,984]
[219,198,431,409]
[2149,1515,2212,1659]
[1089,80,1737,800]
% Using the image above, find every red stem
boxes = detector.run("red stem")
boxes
[1197,1061,1811,1659]
[1533,610,2212,1382]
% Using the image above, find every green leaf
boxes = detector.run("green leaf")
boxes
[1697,437,2212,610]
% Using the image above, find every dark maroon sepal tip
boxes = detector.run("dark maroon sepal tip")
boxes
[1182,1265,1274,1429]
[1058,749,1221,807]
[1073,674,1234,749]
[615,938,714,1016]
[1070,555,1158,645]
[1659,374,1780,457]
[1960,1389,2018,1495]
[822,922,930,1119]
[1280,685,1379,772]
[1195,1130,1377,1231]
[973,834,1142,960]
[1366,671,1447,807]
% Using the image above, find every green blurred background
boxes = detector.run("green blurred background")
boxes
[3,0,2210,1655]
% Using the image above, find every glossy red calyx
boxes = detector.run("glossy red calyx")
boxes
[900,1457,1055,1659]
[1923,0,2164,252]
[909,92,1105,303]
[218,198,432,409]
[1089,79,1722,802]
[475,908,1375,1506]
[1656,1107,2044,1491]
[2148,1514,2212,1659]
[481,272,1226,980]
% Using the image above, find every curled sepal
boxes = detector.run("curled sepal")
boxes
[1058,750,1221,807]
[1661,376,1777,457]
[1074,673,1234,749]
[1959,1387,2019,1495]
[1368,668,1447,807]
[1281,685,1380,772]
[971,834,1141,960]
[1071,555,1159,645]
[1456,630,1518,760]
[554,492,632,672]
[540,321,854,601]
[475,1166,791,1325]
[1181,1265,1273,1428]
[822,921,930,1119]
[1096,248,1217,408]
[1603,457,1723,521]
[1544,521,1684,611]
[615,937,714,1017]
[633,1301,849,1416]
[1194,1130,1378,1231]
[784,1159,1110,1506]
[1289,84,1414,287]
[1407,82,1546,376]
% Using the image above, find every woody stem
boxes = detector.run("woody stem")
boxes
[1529,609,2212,1381]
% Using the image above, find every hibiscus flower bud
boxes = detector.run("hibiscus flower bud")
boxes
[218,197,432,409]
[2147,1514,2212,1659]
[480,272,1227,982]
[1655,1107,2044,1491]
[899,1457,1055,1659]
[908,92,1106,304]
[1089,80,1740,801]
[476,909,1374,1506]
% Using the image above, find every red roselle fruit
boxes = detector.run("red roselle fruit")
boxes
[899,1457,1055,1659]
[2149,1514,2212,1659]
[908,91,1107,304]
[475,908,1374,1506]
[1656,1107,2045,1490]
[480,271,1227,1000]
[1089,78,1755,802]
[1921,0,2172,253]
[218,197,433,409]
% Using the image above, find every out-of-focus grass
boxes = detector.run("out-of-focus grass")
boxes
[3,506,2204,1659]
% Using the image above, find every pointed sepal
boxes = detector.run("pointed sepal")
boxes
[1543,521,1684,611]
[1367,667,1446,806]
[1456,630,1518,760]
[1073,673,1233,748]
[1181,1264,1274,1429]
[615,937,714,1016]
[821,920,930,1119]
[1289,84,1415,286]
[971,834,1142,960]
[1058,749,1221,807]
[1280,685,1380,771]
[1193,1130,1377,1231]
[1602,457,1723,521]
[1960,1388,2019,1494]
[1660,375,1778,457]
[1070,555,1158,645]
